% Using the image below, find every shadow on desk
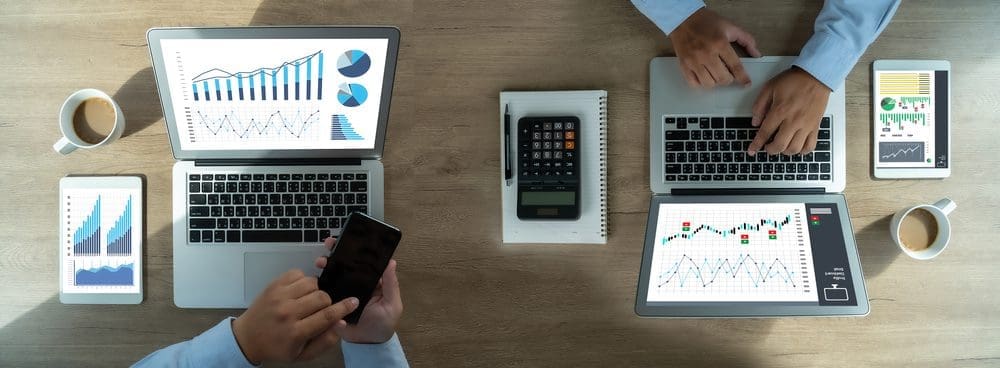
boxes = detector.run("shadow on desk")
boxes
[854,214,901,279]
[116,67,163,138]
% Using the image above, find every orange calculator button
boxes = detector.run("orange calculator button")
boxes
[565,141,575,150]
[565,131,575,140]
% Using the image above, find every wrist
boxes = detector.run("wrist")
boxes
[232,317,263,364]
[672,8,705,37]
[790,66,832,92]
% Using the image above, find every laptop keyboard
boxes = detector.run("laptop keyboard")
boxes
[186,172,369,244]
[663,116,833,182]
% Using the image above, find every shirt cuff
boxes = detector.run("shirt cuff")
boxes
[792,31,860,90]
[200,318,259,368]
[631,0,706,36]
[341,333,409,368]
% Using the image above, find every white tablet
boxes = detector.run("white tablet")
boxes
[635,194,869,317]
[872,60,951,179]
[59,176,143,304]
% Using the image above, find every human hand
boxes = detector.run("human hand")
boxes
[670,8,762,88]
[315,236,403,344]
[232,269,359,364]
[747,67,832,155]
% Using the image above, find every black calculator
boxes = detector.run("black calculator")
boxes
[516,116,581,220]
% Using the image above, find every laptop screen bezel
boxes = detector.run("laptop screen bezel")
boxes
[147,26,400,160]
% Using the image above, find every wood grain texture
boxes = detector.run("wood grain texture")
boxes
[1,0,998,367]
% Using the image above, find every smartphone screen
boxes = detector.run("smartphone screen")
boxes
[317,213,401,324]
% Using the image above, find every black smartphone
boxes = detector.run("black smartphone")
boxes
[318,212,402,324]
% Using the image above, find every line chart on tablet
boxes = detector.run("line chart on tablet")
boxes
[647,203,819,302]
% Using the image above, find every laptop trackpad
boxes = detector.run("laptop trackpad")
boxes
[244,252,315,303]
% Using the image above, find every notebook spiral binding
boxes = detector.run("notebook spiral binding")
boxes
[598,96,608,238]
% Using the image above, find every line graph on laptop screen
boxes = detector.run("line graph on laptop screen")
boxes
[160,39,388,150]
[647,203,818,302]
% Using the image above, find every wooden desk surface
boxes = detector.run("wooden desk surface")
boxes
[2,1,998,366]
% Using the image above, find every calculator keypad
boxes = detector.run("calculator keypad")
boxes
[518,118,579,181]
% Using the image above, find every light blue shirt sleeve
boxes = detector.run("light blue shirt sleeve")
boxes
[631,0,901,90]
[132,317,256,368]
[792,0,901,90]
[341,333,409,368]
[630,0,705,37]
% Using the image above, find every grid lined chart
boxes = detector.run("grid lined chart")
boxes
[62,188,141,294]
[647,203,818,302]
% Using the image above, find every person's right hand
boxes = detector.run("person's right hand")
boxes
[232,269,359,364]
[670,8,762,88]
[315,236,403,344]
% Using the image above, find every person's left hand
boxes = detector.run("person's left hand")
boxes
[747,67,832,155]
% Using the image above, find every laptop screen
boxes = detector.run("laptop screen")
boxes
[158,37,388,152]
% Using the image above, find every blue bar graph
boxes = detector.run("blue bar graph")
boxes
[260,71,267,100]
[238,74,244,100]
[318,52,324,100]
[249,73,256,101]
[73,196,101,256]
[272,72,278,100]
[283,65,289,100]
[306,57,312,100]
[107,197,132,256]
[187,51,325,103]
[330,115,364,140]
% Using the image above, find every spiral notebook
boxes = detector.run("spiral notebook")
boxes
[500,90,608,244]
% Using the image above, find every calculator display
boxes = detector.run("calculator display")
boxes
[520,191,575,206]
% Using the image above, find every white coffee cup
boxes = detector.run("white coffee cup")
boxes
[890,198,956,260]
[52,89,125,155]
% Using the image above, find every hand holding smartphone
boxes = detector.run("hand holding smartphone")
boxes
[318,212,402,324]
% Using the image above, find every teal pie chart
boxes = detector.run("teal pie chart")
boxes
[337,83,368,107]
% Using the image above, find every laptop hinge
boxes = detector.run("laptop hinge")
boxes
[670,188,825,195]
[194,158,362,167]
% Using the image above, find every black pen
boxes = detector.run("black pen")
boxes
[504,104,512,186]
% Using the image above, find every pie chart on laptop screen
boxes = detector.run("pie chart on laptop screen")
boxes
[337,83,368,107]
[337,50,371,77]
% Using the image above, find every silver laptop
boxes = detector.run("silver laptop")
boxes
[649,56,846,193]
[636,57,868,317]
[147,27,400,308]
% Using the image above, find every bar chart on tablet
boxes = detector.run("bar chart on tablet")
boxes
[62,189,141,294]
[647,203,818,302]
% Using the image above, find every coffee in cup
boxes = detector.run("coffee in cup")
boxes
[53,89,125,155]
[890,198,956,260]
[72,97,119,144]
[898,208,938,251]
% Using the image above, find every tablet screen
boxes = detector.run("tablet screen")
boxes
[61,186,142,295]
[874,70,949,169]
[645,203,857,306]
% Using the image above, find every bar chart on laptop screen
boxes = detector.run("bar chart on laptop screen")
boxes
[646,203,818,303]
[159,39,389,151]
[62,188,141,294]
